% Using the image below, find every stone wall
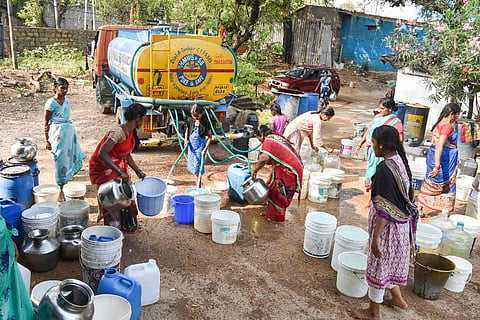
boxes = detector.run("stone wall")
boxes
[4,26,96,56]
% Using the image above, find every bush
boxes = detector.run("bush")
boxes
[232,58,273,104]
[20,43,84,60]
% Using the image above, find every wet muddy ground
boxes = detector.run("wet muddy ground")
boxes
[1,74,479,319]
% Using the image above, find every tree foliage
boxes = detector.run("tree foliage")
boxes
[17,0,43,27]
[386,0,480,102]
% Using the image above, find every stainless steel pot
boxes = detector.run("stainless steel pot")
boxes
[242,176,269,204]
[59,225,83,260]
[97,178,135,208]
[37,279,94,320]
[11,137,38,161]
[22,229,59,272]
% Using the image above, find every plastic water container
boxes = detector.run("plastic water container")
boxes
[172,195,194,224]
[93,294,132,320]
[303,212,337,258]
[81,226,123,293]
[0,165,34,208]
[63,182,87,201]
[339,139,354,157]
[444,256,473,293]
[308,172,331,203]
[466,189,480,220]
[323,154,340,169]
[448,215,480,256]
[416,223,442,253]
[336,252,368,298]
[18,263,31,295]
[429,210,455,242]
[124,259,160,306]
[33,184,60,203]
[58,200,89,228]
[161,184,177,214]
[323,168,345,199]
[456,175,474,202]
[194,193,221,233]
[211,210,241,245]
[21,206,58,239]
[0,198,25,248]
[439,222,473,259]
[205,180,229,208]
[227,163,251,203]
[351,137,366,160]
[248,137,261,161]
[135,177,167,216]
[98,269,141,320]
[294,169,310,200]
[331,225,369,272]
[31,201,59,212]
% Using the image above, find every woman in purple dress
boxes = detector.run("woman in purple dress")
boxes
[352,125,418,320]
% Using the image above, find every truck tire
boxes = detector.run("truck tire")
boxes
[96,76,114,114]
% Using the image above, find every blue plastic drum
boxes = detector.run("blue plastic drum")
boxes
[0,199,25,248]
[6,158,39,186]
[0,165,34,208]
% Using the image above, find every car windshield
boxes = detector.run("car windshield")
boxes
[285,67,308,78]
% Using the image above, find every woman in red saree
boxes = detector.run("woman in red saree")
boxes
[251,126,303,222]
[89,103,147,233]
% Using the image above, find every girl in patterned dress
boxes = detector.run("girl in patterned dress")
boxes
[184,104,212,187]
[352,125,418,320]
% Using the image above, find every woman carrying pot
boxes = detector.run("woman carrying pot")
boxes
[283,107,335,155]
[89,103,147,233]
[250,125,303,222]
[44,77,86,187]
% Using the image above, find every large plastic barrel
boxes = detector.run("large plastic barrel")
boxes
[297,94,311,116]
[404,104,430,146]
[108,35,237,101]
[277,93,300,120]
[0,165,34,208]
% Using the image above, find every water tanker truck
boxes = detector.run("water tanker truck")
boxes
[90,25,237,146]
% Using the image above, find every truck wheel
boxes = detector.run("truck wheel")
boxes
[96,76,114,114]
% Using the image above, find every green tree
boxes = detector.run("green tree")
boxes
[17,0,44,26]
[386,0,480,114]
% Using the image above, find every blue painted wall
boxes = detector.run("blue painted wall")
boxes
[340,15,397,72]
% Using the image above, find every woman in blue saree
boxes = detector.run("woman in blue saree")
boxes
[44,77,86,187]
[418,103,460,215]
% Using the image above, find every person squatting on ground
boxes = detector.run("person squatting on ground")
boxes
[89,103,147,233]
[283,107,335,155]
[352,125,418,320]
[44,77,86,188]
[184,104,212,187]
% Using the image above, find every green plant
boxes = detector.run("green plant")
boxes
[270,43,283,55]
[17,0,44,27]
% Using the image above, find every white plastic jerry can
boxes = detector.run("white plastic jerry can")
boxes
[17,263,31,295]
[124,259,160,306]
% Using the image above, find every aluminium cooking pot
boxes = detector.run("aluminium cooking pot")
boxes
[242,176,269,205]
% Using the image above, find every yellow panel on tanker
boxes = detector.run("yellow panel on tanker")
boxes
[133,37,237,100]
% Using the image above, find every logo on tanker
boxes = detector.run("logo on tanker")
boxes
[176,54,207,87]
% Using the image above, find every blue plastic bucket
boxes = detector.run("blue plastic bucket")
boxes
[135,177,167,216]
[172,195,194,224]
[303,92,319,114]
[0,165,33,208]
[0,198,25,248]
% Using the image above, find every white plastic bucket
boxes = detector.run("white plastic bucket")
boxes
[194,193,221,233]
[93,294,132,320]
[340,139,354,157]
[21,206,58,239]
[308,172,331,203]
[205,180,229,208]
[466,189,480,220]
[323,168,345,199]
[416,223,442,253]
[211,210,241,245]
[303,212,337,258]
[456,175,474,202]
[33,184,60,203]
[63,182,87,201]
[331,225,369,271]
[336,252,368,298]
[58,200,89,228]
[80,226,123,292]
[444,255,473,293]
[18,263,31,295]
[161,184,178,214]
[294,169,310,200]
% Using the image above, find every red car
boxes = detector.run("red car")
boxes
[269,65,341,94]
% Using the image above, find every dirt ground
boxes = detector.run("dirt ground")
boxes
[1,68,479,320]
